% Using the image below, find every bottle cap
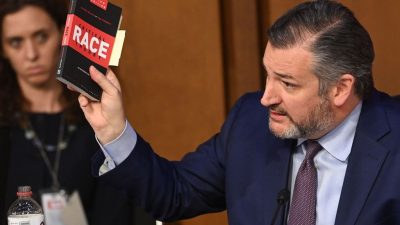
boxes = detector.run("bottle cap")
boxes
[16,186,33,197]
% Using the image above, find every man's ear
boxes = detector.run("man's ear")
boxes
[330,74,355,107]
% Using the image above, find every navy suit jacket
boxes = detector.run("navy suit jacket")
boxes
[93,89,400,225]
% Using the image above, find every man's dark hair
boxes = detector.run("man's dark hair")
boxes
[267,0,374,99]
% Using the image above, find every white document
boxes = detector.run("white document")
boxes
[60,191,88,225]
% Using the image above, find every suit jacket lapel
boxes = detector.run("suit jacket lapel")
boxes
[335,91,390,225]
[263,138,295,225]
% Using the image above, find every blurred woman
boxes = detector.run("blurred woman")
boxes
[0,0,152,224]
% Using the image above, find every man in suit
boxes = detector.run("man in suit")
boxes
[76,0,400,224]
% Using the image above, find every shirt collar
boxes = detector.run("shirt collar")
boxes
[297,101,362,162]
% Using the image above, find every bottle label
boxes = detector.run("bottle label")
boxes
[8,214,44,225]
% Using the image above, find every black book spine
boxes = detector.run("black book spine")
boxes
[56,0,77,83]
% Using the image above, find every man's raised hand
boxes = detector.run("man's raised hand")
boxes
[78,66,126,144]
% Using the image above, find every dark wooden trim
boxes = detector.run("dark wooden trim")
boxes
[219,0,264,110]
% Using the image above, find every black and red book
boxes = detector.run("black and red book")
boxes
[57,0,122,101]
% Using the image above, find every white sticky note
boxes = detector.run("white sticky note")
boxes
[109,30,126,66]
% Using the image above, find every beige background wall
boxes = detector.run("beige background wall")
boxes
[112,1,400,225]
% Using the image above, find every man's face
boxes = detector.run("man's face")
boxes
[1,5,61,88]
[261,43,335,139]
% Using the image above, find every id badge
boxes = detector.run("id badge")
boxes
[60,191,88,225]
[41,189,68,225]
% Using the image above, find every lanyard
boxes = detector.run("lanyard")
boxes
[24,114,67,191]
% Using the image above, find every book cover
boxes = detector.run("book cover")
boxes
[57,0,122,101]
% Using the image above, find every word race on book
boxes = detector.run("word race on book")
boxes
[57,0,122,101]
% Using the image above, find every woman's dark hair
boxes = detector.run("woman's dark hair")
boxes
[0,0,83,126]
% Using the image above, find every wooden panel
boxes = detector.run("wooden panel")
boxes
[113,0,227,225]
[221,0,263,108]
[115,0,225,164]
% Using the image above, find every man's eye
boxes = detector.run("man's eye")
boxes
[282,81,296,88]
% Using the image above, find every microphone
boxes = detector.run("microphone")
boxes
[270,189,290,225]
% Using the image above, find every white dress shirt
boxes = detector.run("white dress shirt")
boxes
[293,102,362,225]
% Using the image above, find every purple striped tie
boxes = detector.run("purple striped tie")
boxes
[288,140,322,225]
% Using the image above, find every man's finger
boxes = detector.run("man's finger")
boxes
[78,94,96,117]
[78,94,89,107]
[105,69,122,91]
[89,66,118,95]
[67,84,78,92]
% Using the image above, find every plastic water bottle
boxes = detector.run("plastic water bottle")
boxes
[7,186,45,225]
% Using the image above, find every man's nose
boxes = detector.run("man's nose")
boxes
[260,80,281,107]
